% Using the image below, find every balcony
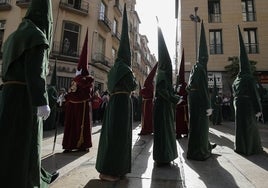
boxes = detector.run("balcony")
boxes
[59,0,89,16]
[92,52,112,72]
[112,31,120,42]
[113,0,122,16]
[245,43,259,54]
[98,12,112,32]
[16,0,30,8]
[0,0,12,10]
[242,11,256,22]
[51,41,81,62]
[208,13,221,23]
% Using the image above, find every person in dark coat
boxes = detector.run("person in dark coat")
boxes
[211,75,222,125]
[175,49,189,139]
[62,29,94,152]
[186,21,216,161]
[44,63,58,130]
[139,63,158,135]
[232,26,263,155]
[96,4,137,181]
[153,24,180,166]
[0,0,59,187]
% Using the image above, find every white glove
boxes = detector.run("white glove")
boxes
[37,105,51,120]
[76,69,82,76]
[255,112,262,118]
[206,108,213,116]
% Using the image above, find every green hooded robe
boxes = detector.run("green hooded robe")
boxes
[232,26,263,155]
[186,21,215,161]
[153,26,180,164]
[0,0,53,187]
[95,4,137,176]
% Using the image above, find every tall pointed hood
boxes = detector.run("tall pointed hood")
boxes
[77,29,89,76]
[50,61,57,86]
[178,49,185,84]
[177,49,187,96]
[144,63,158,88]
[24,0,53,46]
[238,25,251,75]
[116,4,131,66]
[198,21,208,70]
[157,25,173,83]
[107,3,132,92]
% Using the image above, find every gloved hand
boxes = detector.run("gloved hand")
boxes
[206,108,213,116]
[255,112,262,118]
[37,105,51,120]
[76,69,82,76]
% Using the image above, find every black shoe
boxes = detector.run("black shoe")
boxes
[50,171,59,184]
[176,135,182,139]
[211,143,217,149]
[155,161,171,167]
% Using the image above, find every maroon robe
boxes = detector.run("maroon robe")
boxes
[62,75,94,150]
[139,85,154,135]
[176,82,189,137]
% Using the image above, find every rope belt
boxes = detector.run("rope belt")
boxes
[188,88,198,91]
[143,98,153,101]
[68,99,90,104]
[110,91,130,96]
[3,81,27,85]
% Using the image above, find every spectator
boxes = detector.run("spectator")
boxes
[92,90,103,124]
[99,91,109,122]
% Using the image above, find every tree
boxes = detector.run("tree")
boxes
[224,56,257,82]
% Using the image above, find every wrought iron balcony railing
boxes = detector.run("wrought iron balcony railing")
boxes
[0,0,12,10]
[60,0,89,15]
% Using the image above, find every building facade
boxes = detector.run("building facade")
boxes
[178,0,268,95]
[0,0,156,94]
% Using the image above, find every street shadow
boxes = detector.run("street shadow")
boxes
[150,162,182,188]
[84,178,130,188]
[208,130,234,149]
[127,134,153,187]
[210,121,268,172]
[178,138,240,188]
[43,126,64,140]
[41,151,88,173]
[237,150,268,172]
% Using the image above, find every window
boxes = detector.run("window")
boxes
[208,0,221,23]
[112,18,118,35]
[241,0,256,21]
[209,29,223,54]
[112,47,117,63]
[244,28,258,54]
[97,35,105,56]
[99,1,106,20]
[62,21,80,57]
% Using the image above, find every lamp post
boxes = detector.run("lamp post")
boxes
[190,7,201,63]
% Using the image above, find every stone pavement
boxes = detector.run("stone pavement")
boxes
[42,121,268,188]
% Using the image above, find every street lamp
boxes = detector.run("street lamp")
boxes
[190,7,201,63]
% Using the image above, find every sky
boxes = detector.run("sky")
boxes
[135,0,177,61]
